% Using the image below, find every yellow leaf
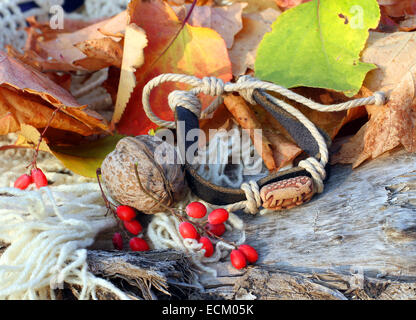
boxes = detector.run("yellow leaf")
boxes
[112,24,148,126]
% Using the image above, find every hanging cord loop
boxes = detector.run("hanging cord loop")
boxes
[142,73,387,213]
[142,73,387,130]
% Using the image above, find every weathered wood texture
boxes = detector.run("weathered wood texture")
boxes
[198,149,416,299]
[1,150,416,300]
[199,266,416,300]
[84,250,200,300]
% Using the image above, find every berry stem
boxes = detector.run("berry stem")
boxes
[133,164,237,248]
[27,106,61,170]
[197,224,237,248]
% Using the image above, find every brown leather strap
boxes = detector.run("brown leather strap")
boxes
[175,89,331,206]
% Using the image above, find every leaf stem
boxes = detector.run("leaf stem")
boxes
[151,0,198,67]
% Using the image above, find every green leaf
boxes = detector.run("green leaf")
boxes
[255,0,380,96]
[50,134,125,178]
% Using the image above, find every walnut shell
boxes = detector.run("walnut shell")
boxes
[260,176,315,210]
[101,135,186,214]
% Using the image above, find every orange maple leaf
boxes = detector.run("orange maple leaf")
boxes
[116,0,232,135]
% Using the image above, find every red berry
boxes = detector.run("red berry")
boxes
[31,168,48,189]
[112,233,123,250]
[129,237,150,251]
[186,202,207,219]
[230,249,247,269]
[179,222,199,239]
[205,223,226,237]
[14,174,32,190]
[238,245,258,264]
[116,206,136,221]
[208,208,229,225]
[199,237,214,257]
[124,220,143,235]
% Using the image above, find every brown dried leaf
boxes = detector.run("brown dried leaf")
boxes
[0,52,108,136]
[229,9,280,76]
[173,3,247,48]
[378,0,416,17]
[223,94,276,171]
[29,11,127,72]
[333,31,416,167]
[274,0,311,9]
[223,94,301,171]
[165,0,215,5]
[251,104,302,169]
[399,15,416,31]
[112,24,148,127]
[228,0,280,14]
[74,38,124,70]
[199,104,234,145]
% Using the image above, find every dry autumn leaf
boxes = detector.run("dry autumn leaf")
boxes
[116,0,232,136]
[22,11,128,72]
[112,24,148,127]
[165,0,215,5]
[229,0,280,14]
[0,52,108,136]
[13,124,124,178]
[274,0,311,9]
[74,37,124,71]
[223,94,302,171]
[333,31,416,167]
[252,103,303,169]
[229,8,280,76]
[223,93,277,171]
[172,2,247,48]
[24,15,105,43]
[378,0,416,17]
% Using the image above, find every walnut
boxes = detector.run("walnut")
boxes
[260,176,315,210]
[101,135,186,214]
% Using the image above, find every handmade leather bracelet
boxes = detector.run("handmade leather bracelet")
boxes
[142,74,387,213]
[174,88,331,211]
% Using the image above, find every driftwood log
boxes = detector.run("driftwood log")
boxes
[83,250,200,300]
[197,148,416,300]
[1,149,416,300]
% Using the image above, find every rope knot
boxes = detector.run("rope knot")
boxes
[168,90,202,118]
[236,75,256,105]
[298,157,326,193]
[374,91,387,106]
[240,180,261,215]
[200,76,225,97]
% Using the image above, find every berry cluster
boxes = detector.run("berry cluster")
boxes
[112,205,150,252]
[14,168,48,190]
[179,201,258,270]
[97,167,258,270]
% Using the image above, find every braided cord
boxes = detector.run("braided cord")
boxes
[142,73,387,213]
[142,74,386,129]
